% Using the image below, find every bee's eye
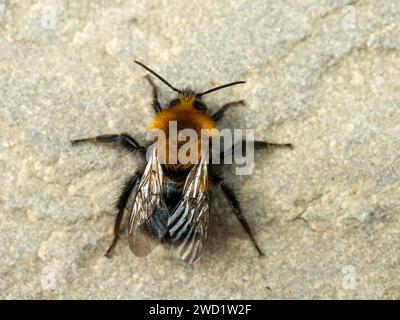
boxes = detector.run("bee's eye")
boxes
[194,100,207,111]
[169,98,180,108]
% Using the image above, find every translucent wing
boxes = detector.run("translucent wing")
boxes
[128,148,169,257]
[166,157,210,263]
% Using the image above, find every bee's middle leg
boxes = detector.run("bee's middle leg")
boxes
[71,133,145,154]
[219,140,293,160]
[254,141,293,150]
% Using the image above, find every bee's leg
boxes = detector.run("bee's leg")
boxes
[105,172,141,258]
[145,75,162,113]
[254,140,293,150]
[71,133,145,154]
[217,140,292,163]
[212,176,264,256]
[211,100,245,121]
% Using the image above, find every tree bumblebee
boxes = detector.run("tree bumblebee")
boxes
[71,61,292,263]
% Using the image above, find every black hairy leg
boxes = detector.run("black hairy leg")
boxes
[212,175,264,256]
[211,100,245,121]
[254,140,293,150]
[105,172,141,258]
[218,139,293,162]
[71,133,145,155]
[145,74,162,113]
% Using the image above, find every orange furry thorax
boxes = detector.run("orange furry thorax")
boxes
[148,94,216,170]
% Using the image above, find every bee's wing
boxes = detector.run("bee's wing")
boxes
[167,157,210,264]
[128,149,169,257]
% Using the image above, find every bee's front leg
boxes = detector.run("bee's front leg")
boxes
[144,75,162,113]
[211,100,245,121]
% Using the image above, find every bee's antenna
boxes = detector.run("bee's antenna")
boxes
[196,81,246,97]
[134,60,181,94]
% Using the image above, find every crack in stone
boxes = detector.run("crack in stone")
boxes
[316,0,361,22]
[290,193,323,231]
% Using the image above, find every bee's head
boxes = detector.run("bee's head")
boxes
[134,60,245,110]
[177,89,207,111]
[178,89,196,101]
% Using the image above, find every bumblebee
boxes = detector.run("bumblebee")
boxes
[71,61,292,263]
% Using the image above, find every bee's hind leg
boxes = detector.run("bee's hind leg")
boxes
[145,75,162,113]
[211,175,264,256]
[105,172,141,258]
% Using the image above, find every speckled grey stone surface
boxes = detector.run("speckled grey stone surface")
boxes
[1,0,400,299]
